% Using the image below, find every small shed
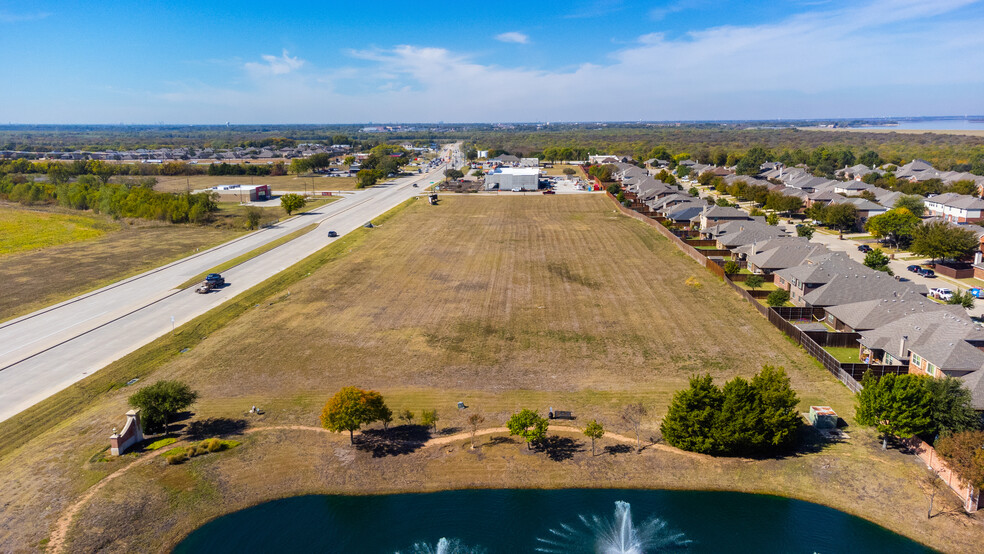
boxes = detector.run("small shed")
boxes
[808,406,837,429]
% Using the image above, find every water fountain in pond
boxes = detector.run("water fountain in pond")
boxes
[398,537,485,554]
[536,500,691,553]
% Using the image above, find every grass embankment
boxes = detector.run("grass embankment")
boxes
[0,198,417,461]
[0,206,116,255]
[0,210,241,323]
[152,175,360,194]
[177,223,318,289]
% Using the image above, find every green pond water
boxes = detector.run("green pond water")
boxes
[173,489,934,553]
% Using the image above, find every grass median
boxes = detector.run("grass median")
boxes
[0,197,417,460]
[177,223,318,289]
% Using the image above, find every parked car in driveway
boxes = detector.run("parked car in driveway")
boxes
[931,287,954,301]
[918,268,936,278]
[906,265,921,273]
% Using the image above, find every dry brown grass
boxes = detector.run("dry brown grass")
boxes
[0,195,980,552]
[151,174,360,193]
[0,209,240,322]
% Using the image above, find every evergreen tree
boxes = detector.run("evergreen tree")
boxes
[661,375,724,454]
[856,373,933,449]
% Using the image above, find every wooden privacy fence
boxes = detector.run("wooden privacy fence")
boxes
[609,194,906,392]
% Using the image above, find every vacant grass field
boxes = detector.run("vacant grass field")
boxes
[0,204,117,255]
[0,210,240,322]
[151,174,360,193]
[0,195,979,552]
[542,163,589,178]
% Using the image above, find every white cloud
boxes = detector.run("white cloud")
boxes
[44,0,984,123]
[244,49,305,76]
[495,31,529,44]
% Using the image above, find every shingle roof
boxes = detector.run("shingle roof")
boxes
[825,294,964,331]
[859,312,984,375]
[801,271,926,307]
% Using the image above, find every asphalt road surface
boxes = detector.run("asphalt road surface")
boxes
[0,146,459,422]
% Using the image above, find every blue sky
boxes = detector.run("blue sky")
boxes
[1,0,983,123]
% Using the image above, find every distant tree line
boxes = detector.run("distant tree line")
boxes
[0,174,218,224]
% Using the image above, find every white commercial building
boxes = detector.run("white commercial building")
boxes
[484,167,540,190]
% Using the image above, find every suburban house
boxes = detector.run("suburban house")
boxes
[697,205,753,229]
[837,164,879,181]
[800,272,924,308]
[857,312,984,410]
[731,238,829,275]
[824,294,964,332]
[702,219,787,250]
[924,193,984,224]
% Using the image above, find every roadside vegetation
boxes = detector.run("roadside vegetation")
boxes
[0,205,116,255]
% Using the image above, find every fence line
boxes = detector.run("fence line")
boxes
[608,193,906,392]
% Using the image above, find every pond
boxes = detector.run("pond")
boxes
[174,489,932,553]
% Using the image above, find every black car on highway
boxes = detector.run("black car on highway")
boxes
[328,231,338,237]
[205,273,225,286]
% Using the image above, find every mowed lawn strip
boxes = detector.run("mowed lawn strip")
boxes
[0,205,116,255]
[177,223,318,289]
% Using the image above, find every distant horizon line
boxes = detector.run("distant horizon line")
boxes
[2,115,984,128]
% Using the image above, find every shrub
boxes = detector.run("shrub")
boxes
[723,261,740,275]
[165,452,187,465]
[765,289,790,307]
[204,438,223,452]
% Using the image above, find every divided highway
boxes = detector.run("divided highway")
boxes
[0,147,458,422]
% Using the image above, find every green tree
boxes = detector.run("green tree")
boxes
[796,224,815,239]
[745,274,765,291]
[244,206,263,230]
[865,208,921,249]
[563,167,576,177]
[948,289,976,309]
[910,220,979,263]
[280,193,306,215]
[926,377,981,437]
[584,420,605,456]
[863,248,891,272]
[893,194,926,217]
[856,373,932,449]
[343,155,356,166]
[688,187,699,196]
[421,409,440,432]
[444,168,464,180]
[128,380,199,435]
[606,182,621,196]
[712,376,763,455]
[823,202,859,236]
[765,289,790,307]
[289,158,311,175]
[320,387,390,443]
[723,260,740,275]
[356,169,380,188]
[936,430,984,489]
[766,212,779,226]
[661,375,724,454]
[506,409,549,450]
[750,365,800,450]
[399,408,414,426]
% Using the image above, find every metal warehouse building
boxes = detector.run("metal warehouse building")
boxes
[484,167,540,190]
[202,184,271,202]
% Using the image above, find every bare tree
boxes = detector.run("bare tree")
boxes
[621,403,648,452]
[468,413,485,449]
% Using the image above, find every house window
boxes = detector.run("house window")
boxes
[911,353,922,366]
[926,362,937,377]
